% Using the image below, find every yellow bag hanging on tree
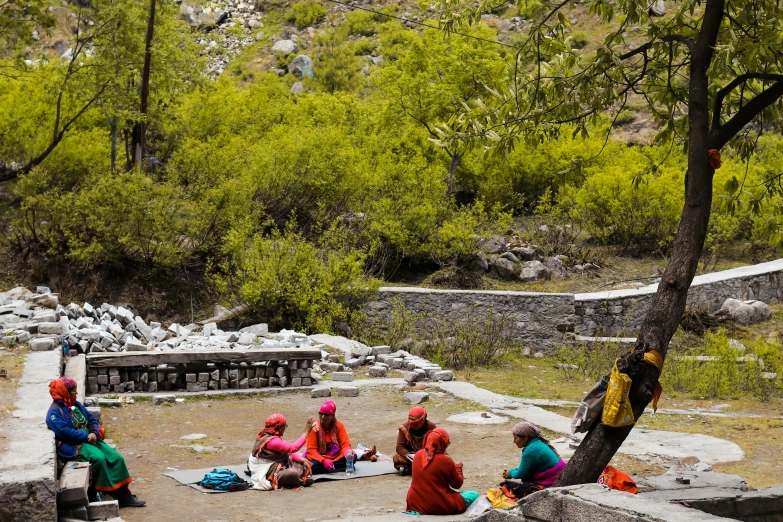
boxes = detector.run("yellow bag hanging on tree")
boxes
[601,361,635,427]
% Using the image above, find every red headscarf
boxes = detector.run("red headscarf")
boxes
[49,377,77,408]
[257,413,287,439]
[422,428,450,468]
[408,406,427,430]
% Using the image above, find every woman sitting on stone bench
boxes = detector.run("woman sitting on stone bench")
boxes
[45,377,146,508]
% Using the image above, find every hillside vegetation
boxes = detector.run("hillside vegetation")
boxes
[0,0,781,330]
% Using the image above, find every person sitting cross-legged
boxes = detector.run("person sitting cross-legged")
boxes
[393,406,436,476]
[248,413,315,490]
[305,400,376,474]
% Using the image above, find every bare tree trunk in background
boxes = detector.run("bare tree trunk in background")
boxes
[130,0,156,169]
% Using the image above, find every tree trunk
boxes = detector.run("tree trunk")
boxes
[109,116,118,173]
[130,0,157,169]
[556,0,724,486]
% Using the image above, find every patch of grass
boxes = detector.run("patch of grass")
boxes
[0,345,27,416]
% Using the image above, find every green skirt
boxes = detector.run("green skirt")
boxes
[77,441,132,492]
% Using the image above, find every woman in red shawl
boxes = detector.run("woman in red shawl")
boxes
[405,428,478,515]
[248,413,314,490]
[45,377,145,507]
[393,406,436,476]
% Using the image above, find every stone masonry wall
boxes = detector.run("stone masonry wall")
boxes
[367,259,783,347]
[574,259,783,336]
[366,287,575,348]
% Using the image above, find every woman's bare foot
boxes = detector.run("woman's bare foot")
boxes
[360,445,377,461]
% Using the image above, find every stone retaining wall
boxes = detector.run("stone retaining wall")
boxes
[574,259,783,336]
[366,287,575,347]
[87,359,319,394]
[367,259,783,347]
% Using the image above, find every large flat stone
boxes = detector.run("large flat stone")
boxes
[57,463,90,508]
[0,350,61,521]
[64,354,87,402]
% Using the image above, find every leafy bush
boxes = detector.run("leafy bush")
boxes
[212,225,380,333]
[287,0,327,29]
[612,109,636,126]
[569,31,589,50]
[556,148,684,252]
[344,10,377,36]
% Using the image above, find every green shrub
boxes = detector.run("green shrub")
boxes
[569,31,589,50]
[212,224,380,333]
[287,0,327,30]
[612,109,636,126]
[345,10,377,36]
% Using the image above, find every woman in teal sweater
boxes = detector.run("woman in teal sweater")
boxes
[502,422,566,497]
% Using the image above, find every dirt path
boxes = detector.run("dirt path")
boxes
[108,387,527,522]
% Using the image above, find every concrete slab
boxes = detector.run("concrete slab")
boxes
[64,354,86,402]
[435,381,745,465]
[0,349,62,522]
[447,411,509,425]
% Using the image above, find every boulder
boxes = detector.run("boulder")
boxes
[491,258,517,281]
[720,298,772,325]
[239,323,268,336]
[403,392,429,404]
[271,39,298,55]
[545,256,567,278]
[511,246,541,261]
[648,0,666,16]
[520,260,552,282]
[463,254,488,273]
[288,54,313,78]
[290,82,304,94]
[500,252,519,263]
[478,237,505,254]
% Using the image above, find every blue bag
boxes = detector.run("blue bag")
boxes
[197,468,250,491]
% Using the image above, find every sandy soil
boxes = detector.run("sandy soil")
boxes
[108,386,526,522]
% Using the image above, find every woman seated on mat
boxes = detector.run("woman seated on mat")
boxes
[45,377,146,508]
[305,400,376,474]
[248,413,315,490]
[501,421,566,498]
[405,428,479,515]
[393,406,436,476]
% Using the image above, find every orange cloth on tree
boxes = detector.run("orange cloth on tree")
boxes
[643,350,664,412]
[708,149,722,169]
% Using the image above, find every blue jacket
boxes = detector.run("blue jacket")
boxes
[45,400,100,460]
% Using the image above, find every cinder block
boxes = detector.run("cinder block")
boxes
[185,373,197,383]
[147,381,158,393]
[311,388,331,398]
[57,463,90,507]
[257,378,268,387]
[86,500,119,520]
[291,377,302,387]
[278,376,288,387]
[152,395,175,405]
[198,373,209,382]
[332,372,353,382]
[337,386,359,397]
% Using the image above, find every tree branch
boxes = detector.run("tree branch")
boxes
[619,34,695,61]
[711,81,783,150]
[711,73,783,133]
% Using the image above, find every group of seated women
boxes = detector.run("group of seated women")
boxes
[246,401,566,516]
[46,376,564,516]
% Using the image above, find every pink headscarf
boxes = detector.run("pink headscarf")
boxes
[319,400,337,415]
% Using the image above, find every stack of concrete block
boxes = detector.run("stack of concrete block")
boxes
[87,359,318,394]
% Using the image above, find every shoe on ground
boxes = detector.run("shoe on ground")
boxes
[397,467,411,476]
[118,495,146,508]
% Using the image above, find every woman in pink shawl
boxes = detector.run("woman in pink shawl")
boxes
[248,413,314,490]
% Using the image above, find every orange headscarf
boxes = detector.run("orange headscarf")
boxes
[49,377,77,408]
[422,428,450,468]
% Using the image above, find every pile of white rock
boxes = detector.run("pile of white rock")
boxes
[0,285,318,354]
[314,340,454,383]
